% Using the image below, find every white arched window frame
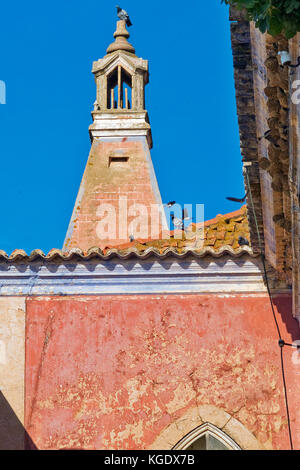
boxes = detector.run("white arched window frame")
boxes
[172,423,241,450]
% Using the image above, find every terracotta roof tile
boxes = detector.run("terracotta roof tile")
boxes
[202,206,250,252]
[102,206,250,254]
[0,246,256,263]
[0,207,251,262]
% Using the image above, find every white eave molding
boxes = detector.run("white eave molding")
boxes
[0,254,270,296]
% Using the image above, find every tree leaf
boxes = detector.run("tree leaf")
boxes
[222,0,300,38]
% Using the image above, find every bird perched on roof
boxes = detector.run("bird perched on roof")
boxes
[238,236,249,247]
[171,209,194,230]
[116,5,132,27]
[171,215,184,230]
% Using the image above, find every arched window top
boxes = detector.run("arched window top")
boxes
[172,423,241,451]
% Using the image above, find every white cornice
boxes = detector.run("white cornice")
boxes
[89,113,152,148]
[0,254,270,296]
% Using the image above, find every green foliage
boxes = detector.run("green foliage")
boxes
[222,0,300,38]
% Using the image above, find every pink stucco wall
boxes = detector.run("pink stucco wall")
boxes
[25,294,300,450]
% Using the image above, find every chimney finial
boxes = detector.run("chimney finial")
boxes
[107,20,135,55]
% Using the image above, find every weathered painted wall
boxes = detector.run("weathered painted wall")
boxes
[25,294,300,450]
[0,297,25,449]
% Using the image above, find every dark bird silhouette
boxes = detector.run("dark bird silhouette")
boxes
[116,6,132,27]
[238,236,250,247]
[289,56,300,68]
[258,129,272,141]
[226,192,248,203]
[258,129,280,147]
[164,201,176,208]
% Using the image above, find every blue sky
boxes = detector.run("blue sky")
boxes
[0,1,243,253]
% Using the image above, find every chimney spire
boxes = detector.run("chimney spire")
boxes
[63,19,166,251]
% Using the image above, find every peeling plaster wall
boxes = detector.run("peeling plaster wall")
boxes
[24,294,300,450]
[0,297,25,449]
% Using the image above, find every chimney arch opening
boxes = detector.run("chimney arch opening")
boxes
[107,66,132,110]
